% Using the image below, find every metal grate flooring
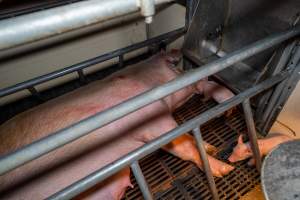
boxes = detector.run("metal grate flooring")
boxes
[123,94,261,200]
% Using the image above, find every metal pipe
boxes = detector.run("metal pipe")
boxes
[48,72,288,200]
[130,161,153,200]
[0,27,298,176]
[192,127,219,200]
[0,0,174,50]
[242,99,262,171]
[0,27,185,97]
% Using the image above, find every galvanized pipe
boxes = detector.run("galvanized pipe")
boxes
[0,27,185,97]
[48,72,288,200]
[0,27,298,176]
[131,161,153,200]
[0,0,174,50]
[242,99,262,171]
[193,127,219,200]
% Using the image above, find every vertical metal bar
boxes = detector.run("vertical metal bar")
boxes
[118,55,124,68]
[242,99,262,171]
[261,45,300,131]
[130,161,153,200]
[47,72,288,200]
[77,69,87,83]
[192,127,219,200]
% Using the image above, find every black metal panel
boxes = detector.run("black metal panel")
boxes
[183,0,299,92]
[183,0,228,59]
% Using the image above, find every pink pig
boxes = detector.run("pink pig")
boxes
[0,50,234,200]
[228,133,293,165]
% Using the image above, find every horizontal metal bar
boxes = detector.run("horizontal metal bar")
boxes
[184,26,300,68]
[0,27,185,97]
[0,27,298,176]
[131,161,153,200]
[242,99,262,171]
[0,0,174,50]
[192,127,219,200]
[48,71,289,200]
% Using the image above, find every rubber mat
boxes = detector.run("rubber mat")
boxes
[123,94,260,200]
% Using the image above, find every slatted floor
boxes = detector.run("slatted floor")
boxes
[123,94,261,200]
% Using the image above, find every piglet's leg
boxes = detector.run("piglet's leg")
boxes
[75,167,132,200]
[139,114,234,177]
[163,134,234,177]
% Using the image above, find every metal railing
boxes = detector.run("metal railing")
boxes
[48,70,289,200]
[0,0,174,50]
[0,16,299,200]
[0,27,185,98]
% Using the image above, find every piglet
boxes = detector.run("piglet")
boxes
[228,133,293,165]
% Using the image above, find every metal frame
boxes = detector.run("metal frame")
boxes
[0,1,300,199]
[0,26,298,199]
[48,71,288,200]
[0,0,174,50]
[0,27,185,98]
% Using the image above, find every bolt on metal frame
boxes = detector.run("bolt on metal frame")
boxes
[0,26,299,200]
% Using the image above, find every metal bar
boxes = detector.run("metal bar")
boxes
[192,127,219,200]
[0,27,298,176]
[118,55,124,68]
[130,161,153,200]
[48,72,288,200]
[0,27,185,97]
[261,45,300,126]
[255,41,297,124]
[184,26,300,67]
[0,0,174,50]
[77,69,87,84]
[242,99,262,171]
[262,61,300,133]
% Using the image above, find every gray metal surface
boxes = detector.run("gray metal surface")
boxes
[255,41,297,127]
[183,0,228,59]
[262,139,300,200]
[242,99,262,171]
[262,45,300,133]
[48,72,288,200]
[131,161,153,200]
[0,0,174,50]
[0,28,185,97]
[193,127,219,200]
[0,27,299,176]
[202,40,260,92]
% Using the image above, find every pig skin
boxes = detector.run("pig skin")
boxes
[0,50,234,199]
[228,133,293,164]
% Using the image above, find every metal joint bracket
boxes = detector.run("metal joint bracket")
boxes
[137,0,155,23]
